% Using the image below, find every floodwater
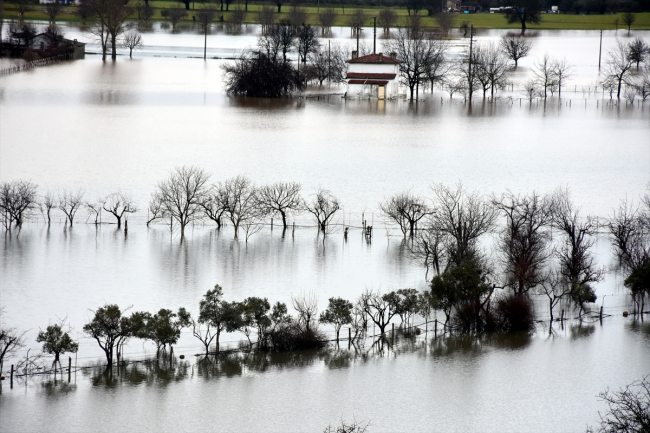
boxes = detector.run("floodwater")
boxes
[1,27,649,432]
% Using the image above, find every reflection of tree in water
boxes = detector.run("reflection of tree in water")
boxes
[570,323,596,340]
[87,359,190,388]
[79,332,535,387]
[40,381,78,397]
[626,319,650,338]
[429,332,532,357]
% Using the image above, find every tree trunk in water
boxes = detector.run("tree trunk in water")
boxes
[111,34,117,60]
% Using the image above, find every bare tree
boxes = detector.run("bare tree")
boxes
[359,290,398,335]
[306,188,340,234]
[551,57,573,97]
[0,307,26,374]
[226,6,246,33]
[317,8,337,36]
[607,195,650,313]
[121,30,143,58]
[409,222,446,277]
[200,184,228,229]
[622,11,635,36]
[292,292,318,332]
[474,42,510,98]
[379,191,431,238]
[162,5,188,31]
[537,271,572,323]
[602,40,633,99]
[288,5,307,28]
[58,188,85,226]
[431,182,497,268]
[257,182,302,230]
[627,37,649,69]
[551,188,604,314]
[499,33,532,67]
[241,217,264,242]
[257,5,276,34]
[323,418,370,433]
[347,9,368,38]
[146,192,167,227]
[434,12,455,37]
[295,24,319,65]
[88,0,133,61]
[11,0,34,23]
[522,78,540,101]
[533,52,556,99]
[46,0,63,25]
[0,180,38,229]
[151,166,210,239]
[220,175,259,239]
[587,375,650,433]
[493,191,553,296]
[103,191,137,228]
[378,9,398,35]
[40,191,56,226]
[86,199,103,225]
[384,27,445,101]
[136,1,154,27]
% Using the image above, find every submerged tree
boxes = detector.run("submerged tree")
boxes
[379,191,431,238]
[493,191,553,296]
[257,182,302,230]
[83,304,131,367]
[499,33,532,67]
[319,297,353,342]
[551,188,603,314]
[150,166,210,239]
[306,189,340,235]
[222,51,305,97]
[197,285,241,353]
[36,322,79,371]
[0,180,38,229]
[58,188,85,226]
[103,191,137,228]
[219,175,260,239]
[503,0,542,34]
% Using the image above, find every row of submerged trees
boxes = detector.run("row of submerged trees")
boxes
[2,169,650,314]
[0,278,539,373]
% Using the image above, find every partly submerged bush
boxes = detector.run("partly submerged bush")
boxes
[267,321,327,352]
[222,52,306,98]
[496,295,535,332]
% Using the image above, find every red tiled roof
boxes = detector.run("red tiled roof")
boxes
[348,79,390,85]
[346,73,397,80]
[347,53,402,64]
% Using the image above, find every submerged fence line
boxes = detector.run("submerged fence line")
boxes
[0,54,68,77]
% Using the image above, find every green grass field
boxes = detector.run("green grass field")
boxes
[3,3,649,30]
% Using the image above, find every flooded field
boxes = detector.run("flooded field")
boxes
[1,27,649,432]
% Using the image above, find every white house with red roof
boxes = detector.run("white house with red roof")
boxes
[345,52,402,100]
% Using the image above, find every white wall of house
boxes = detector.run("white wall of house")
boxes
[347,63,400,75]
[346,62,401,99]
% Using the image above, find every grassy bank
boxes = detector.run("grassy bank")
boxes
[2,3,650,30]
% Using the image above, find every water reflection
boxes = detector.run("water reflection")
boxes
[87,359,191,388]
[78,332,537,389]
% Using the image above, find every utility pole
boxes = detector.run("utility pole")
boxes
[356,24,360,54]
[328,40,331,84]
[598,29,603,69]
[204,20,208,61]
[468,24,475,101]
[373,17,376,54]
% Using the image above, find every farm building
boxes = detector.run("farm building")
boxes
[345,52,402,100]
